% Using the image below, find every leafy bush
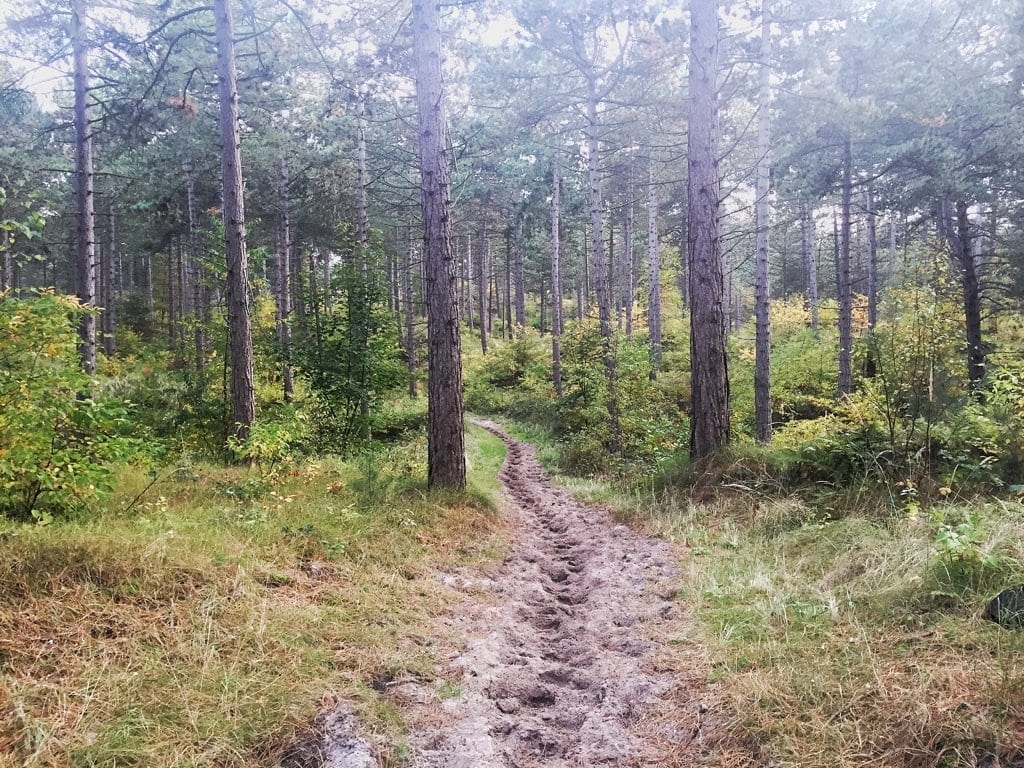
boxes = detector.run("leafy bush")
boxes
[293,265,406,450]
[464,328,554,422]
[0,292,147,520]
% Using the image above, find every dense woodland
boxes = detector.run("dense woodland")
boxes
[2,0,1024,766]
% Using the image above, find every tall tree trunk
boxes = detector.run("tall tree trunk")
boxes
[688,0,730,460]
[865,186,878,331]
[513,214,525,328]
[551,158,563,397]
[953,200,986,390]
[647,163,663,370]
[403,229,418,398]
[801,200,818,333]
[837,138,853,396]
[109,202,120,348]
[582,224,590,316]
[215,0,255,442]
[503,226,512,337]
[539,275,546,335]
[863,185,878,378]
[586,77,621,453]
[462,236,474,330]
[476,230,488,354]
[355,85,370,428]
[678,219,690,308]
[624,178,635,339]
[753,3,772,444]
[276,156,293,403]
[167,242,177,351]
[72,0,96,375]
[185,169,206,376]
[413,0,466,489]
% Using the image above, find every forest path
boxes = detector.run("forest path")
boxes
[393,420,712,767]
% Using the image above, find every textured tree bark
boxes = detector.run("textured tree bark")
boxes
[688,0,730,460]
[551,159,563,397]
[586,79,621,453]
[276,156,293,403]
[72,0,97,375]
[214,0,256,442]
[753,4,772,444]
[647,163,662,370]
[413,0,466,489]
[801,200,818,333]
[837,138,853,396]
[677,219,689,309]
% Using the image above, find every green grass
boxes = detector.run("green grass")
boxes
[628,490,1024,767]
[0,425,507,768]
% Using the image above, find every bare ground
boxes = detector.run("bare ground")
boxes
[389,420,719,767]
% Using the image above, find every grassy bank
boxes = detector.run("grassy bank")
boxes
[634,489,1024,767]
[498,418,1024,766]
[0,425,507,768]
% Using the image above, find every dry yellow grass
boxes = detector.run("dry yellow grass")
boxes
[0,427,507,767]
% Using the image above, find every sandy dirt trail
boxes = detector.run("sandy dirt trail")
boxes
[393,420,710,767]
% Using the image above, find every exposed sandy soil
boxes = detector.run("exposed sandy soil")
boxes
[388,420,718,767]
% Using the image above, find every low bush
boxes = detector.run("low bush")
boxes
[0,291,149,521]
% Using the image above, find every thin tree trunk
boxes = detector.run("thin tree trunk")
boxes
[586,77,620,453]
[688,0,730,459]
[647,163,662,370]
[476,230,488,354]
[72,0,96,375]
[551,158,563,396]
[168,242,177,351]
[185,170,205,376]
[215,0,255,442]
[624,178,635,339]
[753,3,772,444]
[837,138,853,396]
[503,226,512,337]
[954,200,985,390]
[801,200,819,333]
[463,236,474,331]
[513,214,525,328]
[355,85,370,428]
[539,275,546,335]
[582,223,591,315]
[276,156,293,403]
[864,184,878,378]
[866,187,878,330]
[413,0,465,489]
[403,229,418,398]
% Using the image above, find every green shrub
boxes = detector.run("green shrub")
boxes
[0,291,147,520]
